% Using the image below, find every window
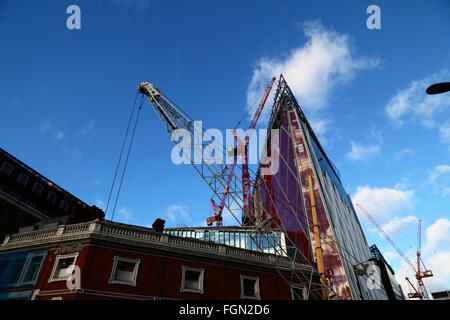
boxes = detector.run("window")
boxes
[17,173,29,187]
[32,183,43,196]
[291,284,308,300]
[0,250,47,289]
[4,258,26,286]
[180,266,204,294]
[240,275,260,300]
[22,255,46,284]
[109,256,140,287]
[49,253,78,283]
[60,200,69,212]
[47,191,57,204]
[0,162,13,176]
[0,260,9,281]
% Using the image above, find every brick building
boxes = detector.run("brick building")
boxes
[0,220,322,300]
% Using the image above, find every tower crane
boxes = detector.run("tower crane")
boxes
[206,77,276,226]
[355,204,433,300]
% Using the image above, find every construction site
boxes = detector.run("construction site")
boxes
[0,74,438,301]
[132,75,433,300]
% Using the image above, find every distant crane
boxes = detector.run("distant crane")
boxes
[355,204,433,300]
[405,219,433,299]
[206,77,276,226]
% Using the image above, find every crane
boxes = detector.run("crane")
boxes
[355,204,433,300]
[206,77,276,226]
[406,219,433,299]
[138,78,333,299]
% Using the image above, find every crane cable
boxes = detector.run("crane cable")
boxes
[111,94,144,222]
[106,92,144,222]
[104,91,139,218]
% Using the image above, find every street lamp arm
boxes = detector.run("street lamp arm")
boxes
[426,82,450,95]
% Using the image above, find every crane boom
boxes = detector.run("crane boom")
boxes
[355,204,417,274]
[242,77,275,224]
[355,204,433,300]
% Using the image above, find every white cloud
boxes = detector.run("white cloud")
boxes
[55,130,65,140]
[394,148,415,161]
[247,20,379,120]
[381,216,418,237]
[40,120,51,134]
[40,119,68,143]
[80,122,96,137]
[92,177,102,185]
[442,187,450,197]
[424,218,450,254]
[381,217,450,298]
[428,164,450,182]
[439,120,450,148]
[309,118,329,136]
[94,199,105,210]
[393,248,420,299]
[73,148,83,159]
[422,252,450,293]
[352,185,415,221]
[118,207,133,222]
[385,69,450,127]
[346,141,381,161]
[427,164,450,197]
[383,250,400,261]
[164,204,191,225]
[346,126,382,162]
[308,117,336,147]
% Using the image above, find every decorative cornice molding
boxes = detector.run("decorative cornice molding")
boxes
[0,220,316,275]
[54,243,84,255]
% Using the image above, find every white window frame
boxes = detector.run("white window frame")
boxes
[18,251,47,286]
[290,284,308,300]
[240,275,261,300]
[48,252,79,283]
[180,266,204,294]
[109,256,140,287]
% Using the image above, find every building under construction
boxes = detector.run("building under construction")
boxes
[136,75,404,300]
[0,75,405,300]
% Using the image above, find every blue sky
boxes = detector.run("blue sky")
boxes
[1,0,449,295]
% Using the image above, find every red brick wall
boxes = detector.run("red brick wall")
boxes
[34,243,307,300]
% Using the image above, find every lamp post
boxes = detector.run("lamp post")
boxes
[426,82,450,95]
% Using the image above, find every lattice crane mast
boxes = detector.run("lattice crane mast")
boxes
[206,77,275,226]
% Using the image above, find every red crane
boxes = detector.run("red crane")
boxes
[206,77,276,226]
[406,219,433,299]
[355,204,433,300]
